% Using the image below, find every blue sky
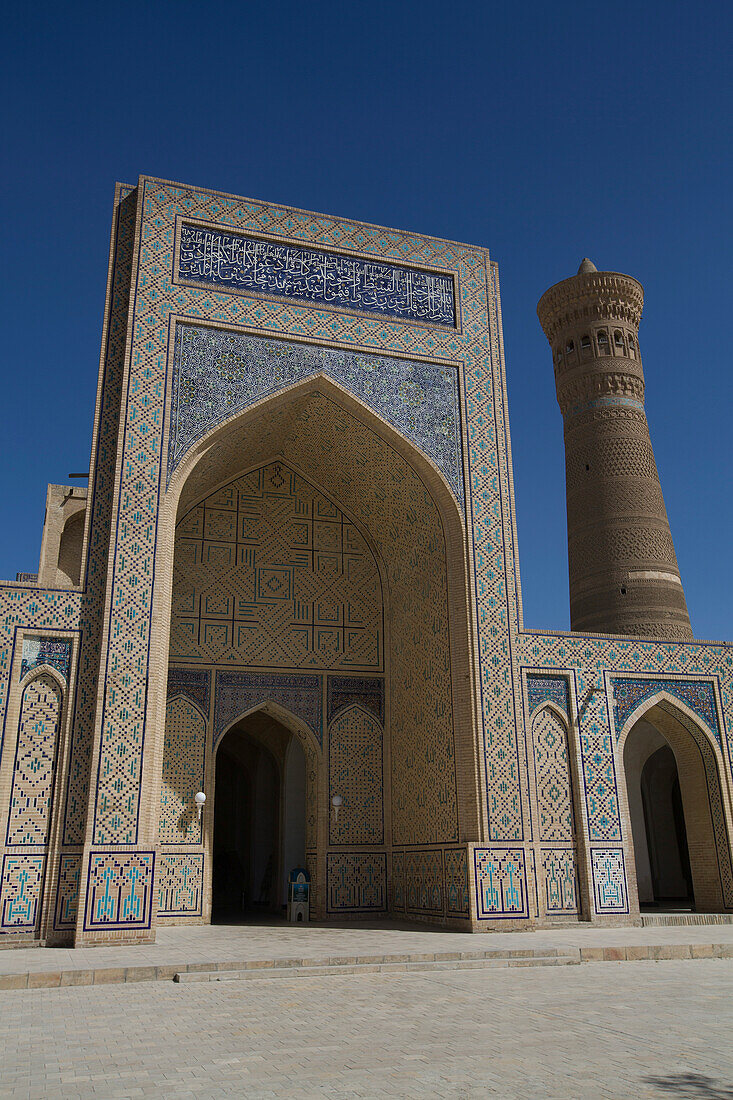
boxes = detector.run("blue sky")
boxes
[1,0,730,639]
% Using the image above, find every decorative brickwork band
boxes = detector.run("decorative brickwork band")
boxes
[84,852,155,931]
[473,848,529,919]
[537,262,692,640]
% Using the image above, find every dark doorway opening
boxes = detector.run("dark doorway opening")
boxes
[212,712,306,922]
[640,745,694,909]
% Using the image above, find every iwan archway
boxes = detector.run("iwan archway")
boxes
[152,376,479,926]
[620,695,733,913]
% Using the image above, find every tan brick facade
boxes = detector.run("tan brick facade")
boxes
[0,180,730,946]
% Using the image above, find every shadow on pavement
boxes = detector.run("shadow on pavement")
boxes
[642,1074,733,1098]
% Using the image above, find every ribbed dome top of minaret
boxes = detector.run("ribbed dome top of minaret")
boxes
[577,257,598,274]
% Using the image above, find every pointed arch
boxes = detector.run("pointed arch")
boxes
[620,696,733,911]
[158,694,207,845]
[616,689,722,764]
[328,704,384,846]
[7,673,64,847]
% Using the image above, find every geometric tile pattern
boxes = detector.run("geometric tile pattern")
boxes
[326,675,384,725]
[182,390,460,848]
[391,851,405,911]
[540,848,578,915]
[213,671,322,748]
[520,630,733,851]
[176,224,456,326]
[63,186,136,848]
[0,854,45,931]
[156,853,204,916]
[169,326,464,507]
[611,677,719,747]
[158,696,206,845]
[590,848,629,914]
[474,848,529,919]
[404,849,444,914]
[19,636,72,682]
[531,707,575,843]
[167,667,211,718]
[170,462,383,672]
[89,178,473,850]
[53,854,81,931]
[328,706,383,845]
[526,674,569,718]
[7,675,62,846]
[444,848,470,917]
[84,852,155,931]
[326,852,386,913]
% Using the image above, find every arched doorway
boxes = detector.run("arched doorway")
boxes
[157,376,478,926]
[212,710,307,921]
[622,700,733,913]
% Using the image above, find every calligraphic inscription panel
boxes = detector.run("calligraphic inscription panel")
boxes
[177,224,456,327]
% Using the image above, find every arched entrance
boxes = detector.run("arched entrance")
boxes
[155,375,478,927]
[622,699,733,912]
[212,710,307,921]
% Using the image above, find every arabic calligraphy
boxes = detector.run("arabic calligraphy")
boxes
[178,224,455,326]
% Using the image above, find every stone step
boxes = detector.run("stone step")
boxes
[173,954,581,983]
[3,940,733,991]
[641,913,733,927]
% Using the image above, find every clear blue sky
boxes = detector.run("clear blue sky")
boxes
[1,0,730,639]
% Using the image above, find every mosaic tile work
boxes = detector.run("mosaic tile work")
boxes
[171,462,383,672]
[177,224,456,326]
[326,852,386,912]
[19,637,72,682]
[53,854,81,931]
[328,706,383,845]
[391,851,405,911]
[167,668,211,717]
[0,854,44,931]
[521,631,733,849]
[172,391,459,847]
[7,675,62,846]
[169,326,464,508]
[326,676,384,725]
[591,848,628,913]
[0,591,81,771]
[156,853,204,916]
[444,848,470,916]
[474,849,529,919]
[531,707,575,843]
[526,674,570,718]
[158,696,206,845]
[84,852,155,931]
[90,179,477,850]
[612,677,720,746]
[404,849,444,914]
[540,848,578,915]
[66,186,136,848]
[213,671,322,747]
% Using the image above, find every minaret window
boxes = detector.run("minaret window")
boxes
[565,340,574,354]
[628,335,636,359]
[597,330,609,352]
[614,330,624,346]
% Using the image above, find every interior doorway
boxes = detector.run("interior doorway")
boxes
[621,705,732,912]
[212,711,306,922]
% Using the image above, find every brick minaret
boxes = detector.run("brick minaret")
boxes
[537,259,692,640]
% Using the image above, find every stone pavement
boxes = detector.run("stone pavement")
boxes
[3,919,733,989]
[2,958,733,1097]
